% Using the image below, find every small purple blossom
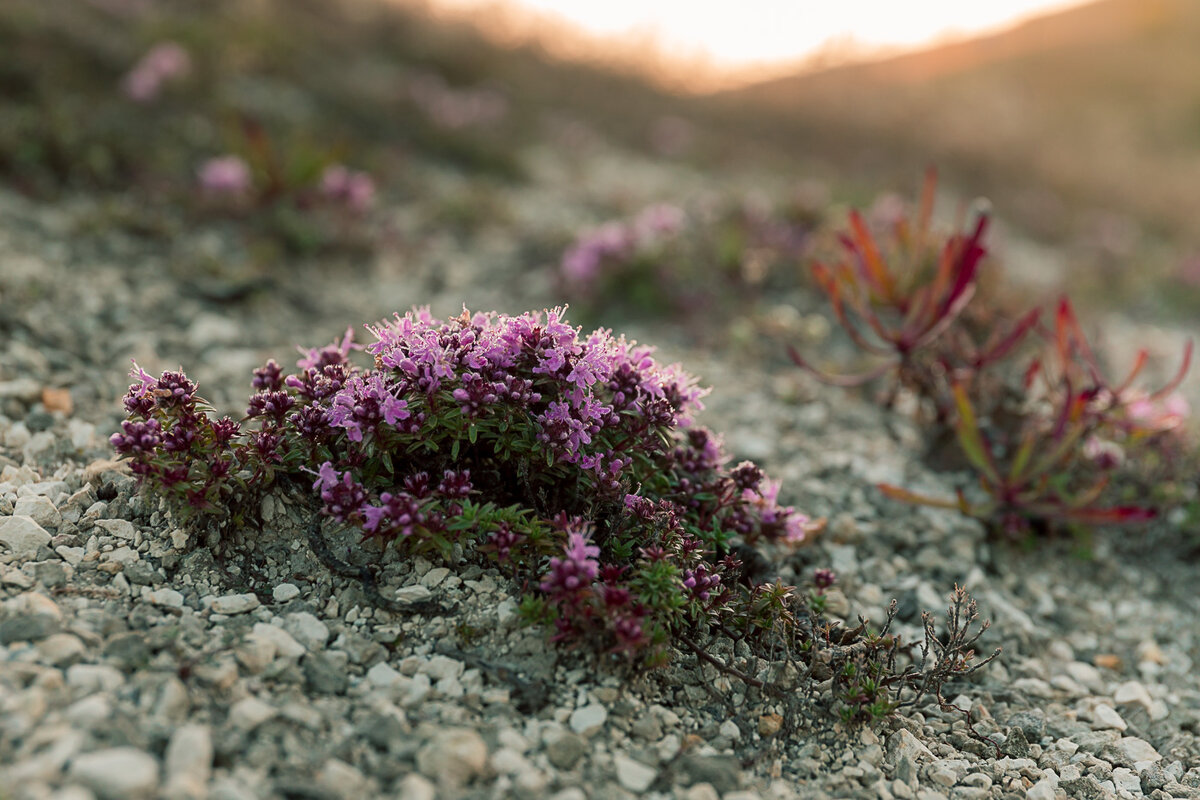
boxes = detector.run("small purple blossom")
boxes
[253,360,284,392]
[247,390,295,422]
[681,564,721,602]
[313,462,366,521]
[813,568,837,591]
[485,523,524,563]
[361,491,432,540]
[197,155,251,197]
[110,418,162,456]
[327,373,409,442]
[540,528,600,594]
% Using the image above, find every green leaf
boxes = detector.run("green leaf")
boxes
[950,383,999,482]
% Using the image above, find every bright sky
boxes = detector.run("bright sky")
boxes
[434,0,1094,83]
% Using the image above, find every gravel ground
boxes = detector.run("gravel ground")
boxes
[2,146,1200,800]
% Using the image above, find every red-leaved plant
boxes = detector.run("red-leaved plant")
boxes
[794,173,1192,538]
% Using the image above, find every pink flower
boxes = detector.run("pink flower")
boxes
[320,164,375,212]
[541,528,600,594]
[197,155,251,197]
[122,42,191,102]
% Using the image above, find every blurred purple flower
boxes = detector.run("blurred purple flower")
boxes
[122,41,191,102]
[320,164,376,212]
[197,155,251,197]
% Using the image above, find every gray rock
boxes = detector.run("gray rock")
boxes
[0,591,63,643]
[303,652,350,695]
[1059,776,1111,800]
[103,630,152,669]
[0,515,52,559]
[68,747,160,800]
[124,562,158,585]
[1000,726,1032,758]
[273,583,300,602]
[33,560,68,588]
[545,731,587,770]
[887,730,933,765]
[677,755,742,794]
[1141,764,1171,793]
[1006,711,1046,741]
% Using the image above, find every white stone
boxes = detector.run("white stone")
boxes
[24,431,57,460]
[272,583,300,602]
[420,567,450,587]
[228,697,276,731]
[67,664,124,692]
[68,747,160,799]
[211,593,260,615]
[14,495,61,529]
[104,546,139,566]
[1113,681,1154,713]
[1091,704,1127,731]
[234,636,277,674]
[490,747,531,775]
[366,662,405,689]
[393,584,433,603]
[1065,662,1106,693]
[0,515,51,559]
[416,728,488,786]
[1112,736,1161,765]
[36,632,85,666]
[719,720,741,741]
[314,759,368,798]
[402,674,431,708]
[1112,767,1141,794]
[283,612,329,650]
[69,419,97,450]
[56,546,85,566]
[569,703,608,736]
[1025,778,1057,800]
[95,519,137,540]
[250,623,306,659]
[145,588,185,609]
[66,694,113,727]
[395,774,436,800]
[614,753,658,792]
[163,724,213,800]
[420,655,464,681]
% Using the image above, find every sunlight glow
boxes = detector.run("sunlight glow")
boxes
[429,0,1096,86]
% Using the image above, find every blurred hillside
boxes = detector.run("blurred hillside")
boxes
[714,0,1200,258]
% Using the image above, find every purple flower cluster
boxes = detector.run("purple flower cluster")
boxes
[114,305,821,666]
